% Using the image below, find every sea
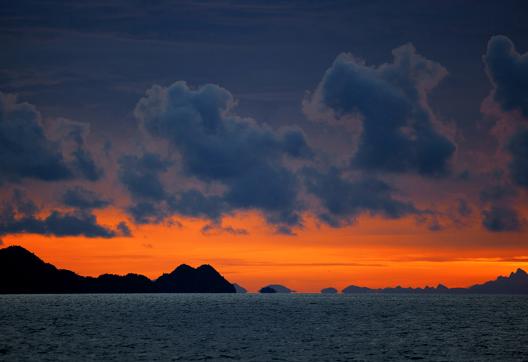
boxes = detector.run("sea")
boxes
[0,294,527,361]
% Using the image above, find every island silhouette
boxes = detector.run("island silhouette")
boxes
[0,245,235,293]
[1,245,528,294]
[340,269,528,294]
[259,284,294,293]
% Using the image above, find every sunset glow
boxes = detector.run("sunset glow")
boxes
[2,0,528,293]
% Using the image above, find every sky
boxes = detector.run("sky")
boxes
[1,0,528,292]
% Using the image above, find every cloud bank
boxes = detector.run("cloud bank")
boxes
[0,190,127,238]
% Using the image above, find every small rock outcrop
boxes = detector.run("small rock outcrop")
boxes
[321,287,338,294]
[260,284,293,293]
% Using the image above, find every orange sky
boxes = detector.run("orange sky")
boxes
[3,209,527,293]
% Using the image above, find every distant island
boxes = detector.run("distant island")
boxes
[0,246,235,293]
[339,268,528,294]
[2,245,528,294]
[259,284,294,293]
[321,287,338,294]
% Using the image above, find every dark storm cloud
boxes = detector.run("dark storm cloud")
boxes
[483,36,528,190]
[507,128,528,188]
[126,78,433,231]
[279,127,314,159]
[61,186,110,210]
[132,81,310,228]
[481,206,523,232]
[0,190,120,238]
[136,82,311,180]
[126,201,168,225]
[4,2,528,238]
[305,44,455,177]
[484,35,528,117]
[0,92,71,182]
[118,153,170,201]
[303,167,419,227]
[118,153,176,224]
[71,147,103,181]
[168,190,227,221]
[224,164,299,214]
[479,184,518,203]
[0,92,105,184]
[65,120,104,181]
[479,182,523,233]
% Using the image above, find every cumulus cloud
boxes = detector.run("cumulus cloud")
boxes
[483,36,528,190]
[0,190,121,238]
[129,81,311,230]
[303,167,418,227]
[304,44,455,177]
[118,153,176,224]
[0,92,71,182]
[484,35,528,117]
[62,120,104,181]
[118,153,170,201]
[0,93,104,183]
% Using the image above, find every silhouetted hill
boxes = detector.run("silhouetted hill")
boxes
[155,264,235,293]
[0,246,86,293]
[259,286,277,293]
[342,269,528,294]
[469,268,528,294]
[88,273,154,293]
[0,246,235,293]
[342,285,371,294]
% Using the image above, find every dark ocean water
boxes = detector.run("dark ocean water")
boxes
[0,294,527,361]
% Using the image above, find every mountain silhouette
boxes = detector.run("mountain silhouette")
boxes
[469,268,528,294]
[321,287,338,294]
[259,286,277,293]
[155,264,235,293]
[0,245,86,293]
[0,246,235,293]
[342,269,528,294]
